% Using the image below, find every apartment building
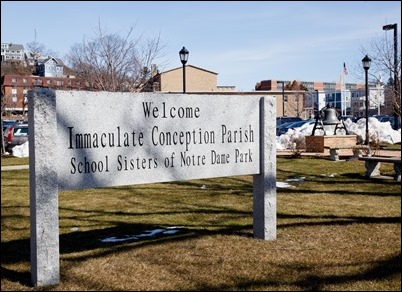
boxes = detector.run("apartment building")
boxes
[1,43,25,63]
[255,79,392,118]
[1,74,91,116]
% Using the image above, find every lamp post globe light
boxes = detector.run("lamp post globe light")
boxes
[362,54,372,145]
[382,23,399,130]
[179,46,189,93]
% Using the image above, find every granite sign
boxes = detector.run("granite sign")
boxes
[28,89,276,287]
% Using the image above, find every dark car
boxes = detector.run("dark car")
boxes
[276,121,295,136]
[276,116,303,126]
[340,115,357,123]
[2,119,18,133]
[373,115,391,123]
[373,115,401,130]
[276,119,314,136]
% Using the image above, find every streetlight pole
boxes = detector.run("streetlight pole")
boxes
[179,46,189,93]
[277,81,285,116]
[382,23,398,130]
[362,55,372,145]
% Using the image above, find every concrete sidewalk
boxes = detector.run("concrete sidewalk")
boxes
[277,149,401,158]
[1,165,29,171]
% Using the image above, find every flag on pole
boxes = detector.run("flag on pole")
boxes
[343,62,348,75]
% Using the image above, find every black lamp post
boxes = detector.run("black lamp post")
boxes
[362,55,372,145]
[382,23,398,130]
[179,46,189,93]
[277,81,285,116]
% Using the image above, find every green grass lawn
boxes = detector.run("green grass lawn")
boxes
[1,155,29,166]
[1,156,400,291]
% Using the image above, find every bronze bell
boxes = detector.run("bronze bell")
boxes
[311,105,349,136]
[322,107,341,125]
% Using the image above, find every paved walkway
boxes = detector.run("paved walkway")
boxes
[277,149,401,158]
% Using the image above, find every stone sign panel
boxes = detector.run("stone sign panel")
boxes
[56,91,260,189]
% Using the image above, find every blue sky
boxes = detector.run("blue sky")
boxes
[1,1,400,91]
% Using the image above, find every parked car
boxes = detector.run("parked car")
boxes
[372,115,401,129]
[373,115,391,123]
[276,116,302,126]
[276,119,315,136]
[2,119,18,133]
[2,120,18,150]
[340,115,357,123]
[276,121,296,136]
[4,123,29,153]
[389,116,401,130]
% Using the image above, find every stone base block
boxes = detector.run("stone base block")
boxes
[305,135,357,153]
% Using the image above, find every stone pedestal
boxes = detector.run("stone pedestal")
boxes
[305,135,357,153]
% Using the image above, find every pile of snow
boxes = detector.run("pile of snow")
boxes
[277,117,401,150]
[11,141,29,158]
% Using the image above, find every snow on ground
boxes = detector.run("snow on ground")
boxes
[10,140,29,158]
[277,117,401,150]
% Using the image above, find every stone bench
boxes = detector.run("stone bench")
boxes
[324,146,348,161]
[324,145,370,161]
[358,156,401,181]
[351,145,371,159]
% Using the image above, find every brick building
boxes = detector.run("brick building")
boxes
[148,65,235,92]
[1,74,92,117]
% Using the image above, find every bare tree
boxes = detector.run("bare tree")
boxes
[26,41,46,60]
[354,33,401,123]
[284,81,308,117]
[66,23,165,92]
